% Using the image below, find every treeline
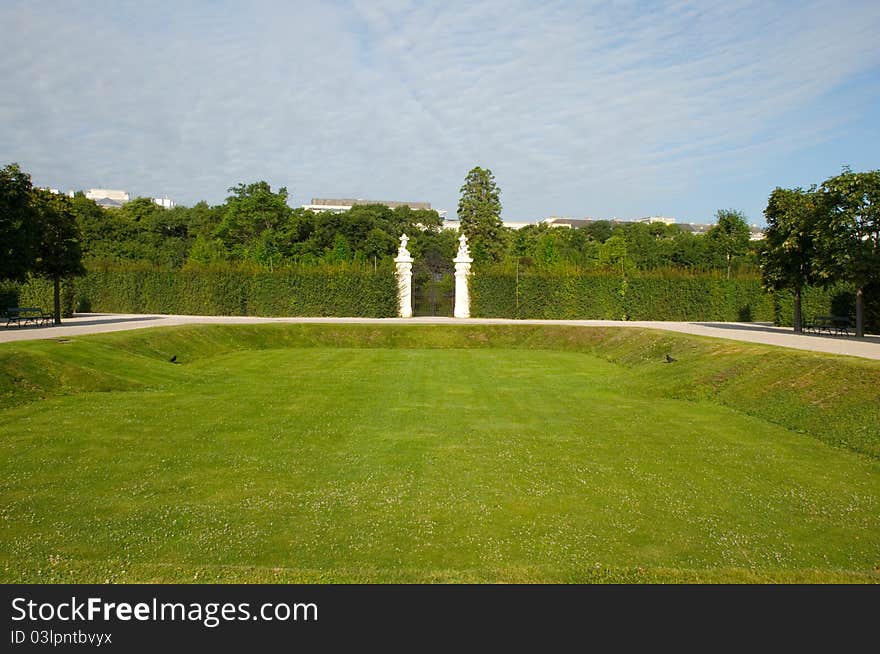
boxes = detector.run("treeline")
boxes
[498,214,757,273]
[72,181,451,270]
[458,166,758,275]
[62,179,757,276]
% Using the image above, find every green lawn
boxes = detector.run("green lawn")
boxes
[1,325,878,583]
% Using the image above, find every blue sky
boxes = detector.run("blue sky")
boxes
[2,0,878,225]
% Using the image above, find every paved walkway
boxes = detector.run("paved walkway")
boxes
[2,313,880,360]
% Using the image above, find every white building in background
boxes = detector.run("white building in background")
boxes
[440,217,536,231]
[303,197,447,220]
[86,188,130,203]
[502,220,535,230]
[637,216,676,225]
[85,189,130,208]
[543,215,677,228]
[79,188,176,209]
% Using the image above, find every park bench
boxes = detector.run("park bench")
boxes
[805,315,852,336]
[4,307,53,327]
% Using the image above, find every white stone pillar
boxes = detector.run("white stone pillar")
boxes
[394,234,414,318]
[453,233,473,319]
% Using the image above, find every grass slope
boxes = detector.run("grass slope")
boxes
[1,325,878,583]
[3,324,879,457]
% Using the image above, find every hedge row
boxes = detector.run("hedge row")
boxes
[0,277,76,317]
[74,264,397,318]
[470,268,876,330]
[771,283,847,326]
[470,269,778,321]
[3,265,873,329]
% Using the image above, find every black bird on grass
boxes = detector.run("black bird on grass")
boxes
[169,355,177,363]
[665,354,677,363]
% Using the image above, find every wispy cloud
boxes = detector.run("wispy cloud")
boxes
[1,0,878,223]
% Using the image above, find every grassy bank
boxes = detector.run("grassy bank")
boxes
[3,324,879,458]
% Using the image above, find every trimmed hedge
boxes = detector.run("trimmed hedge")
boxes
[471,268,777,321]
[74,263,397,318]
[772,284,849,327]
[471,267,879,330]
[4,263,873,329]
[772,284,879,332]
[0,277,76,317]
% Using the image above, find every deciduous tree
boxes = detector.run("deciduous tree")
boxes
[761,187,819,333]
[215,181,292,261]
[31,190,86,323]
[815,168,880,337]
[707,209,751,279]
[0,163,39,281]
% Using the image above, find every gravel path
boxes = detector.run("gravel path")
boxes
[2,313,880,360]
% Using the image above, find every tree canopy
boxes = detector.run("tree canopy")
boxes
[0,164,86,323]
[707,209,751,279]
[761,187,820,332]
[0,163,40,282]
[758,168,880,336]
[814,168,880,336]
[215,182,292,268]
[30,190,86,323]
[457,167,505,263]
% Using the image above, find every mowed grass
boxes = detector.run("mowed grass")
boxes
[1,325,879,583]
